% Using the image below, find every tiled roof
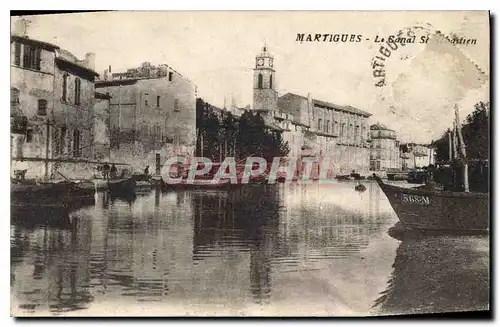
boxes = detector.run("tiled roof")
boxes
[11,35,59,51]
[279,93,372,117]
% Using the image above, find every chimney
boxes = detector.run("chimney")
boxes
[12,18,31,37]
[84,52,96,70]
[109,65,112,73]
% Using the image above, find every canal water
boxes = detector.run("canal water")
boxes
[10,181,489,316]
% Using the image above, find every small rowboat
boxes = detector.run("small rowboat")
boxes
[374,175,488,232]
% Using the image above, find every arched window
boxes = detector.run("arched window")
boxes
[74,78,81,105]
[73,129,81,157]
[37,99,47,116]
[269,74,273,89]
[10,88,19,105]
[258,73,263,89]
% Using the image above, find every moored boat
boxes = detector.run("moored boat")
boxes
[374,175,488,232]
[11,179,95,208]
[335,174,353,181]
[107,177,136,195]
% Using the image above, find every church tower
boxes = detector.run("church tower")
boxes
[252,46,278,112]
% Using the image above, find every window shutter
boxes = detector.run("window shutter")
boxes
[14,42,21,66]
[23,44,30,67]
[37,99,47,116]
[35,47,41,70]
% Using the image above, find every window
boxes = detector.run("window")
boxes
[341,123,345,137]
[56,126,66,156]
[318,118,322,130]
[14,42,21,66]
[62,74,68,102]
[326,120,330,133]
[73,129,81,157]
[141,124,149,137]
[174,99,179,112]
[145,100,149,106]
[26,129,33,143]
[37,99,47,116]
[22,44,41,70]
[74,78,81,105]
[11,88,19,105]
[22,44,30,68]
[156,95,160,107]
[168,72,173,81]
[258,73,263,89]
[270,74,273,89]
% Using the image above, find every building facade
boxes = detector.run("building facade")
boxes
[400,143,435,170]
[11,34,99,180]
[93,91,112,162]
[249,46,372,177]
[95,62,196,173]
[369,123,401,171]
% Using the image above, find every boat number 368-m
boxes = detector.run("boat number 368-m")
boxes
[400,193,430,205]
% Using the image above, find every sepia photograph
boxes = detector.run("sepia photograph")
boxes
[9,10,490,317]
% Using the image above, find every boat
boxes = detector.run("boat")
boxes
[335,174,353,181]
[387,172,407,181]
[107,177,136,195]
[374,174,488,232]
[354,183,366,192]
[131,173,153,191]
[11,179,95,208]
[407,169,427,184]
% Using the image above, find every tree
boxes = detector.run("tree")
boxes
[432,101,489,162]
[462,101,489,160]
[196,99,290,163]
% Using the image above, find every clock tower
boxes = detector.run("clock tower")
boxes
[253,46,278,112]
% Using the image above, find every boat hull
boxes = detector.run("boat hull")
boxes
[11,182,95,208]
[375,176,489,232]
[107,178,136,194]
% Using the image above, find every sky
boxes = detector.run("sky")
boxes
[11,11,490,143]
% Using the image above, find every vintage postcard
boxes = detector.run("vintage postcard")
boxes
[10,11,490,317]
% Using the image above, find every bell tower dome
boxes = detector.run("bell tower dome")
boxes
[252,45,278,112]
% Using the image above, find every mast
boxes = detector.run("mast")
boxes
[448,130,452,161]
[455,104,469,192]
[452,121,458,159]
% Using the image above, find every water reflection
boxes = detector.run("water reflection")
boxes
[373,235,490,315]
[10,182,489,316]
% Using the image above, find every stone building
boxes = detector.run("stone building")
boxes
[93,91,112,162]
[369,123,401,171]
[249,45,372,177]
[400,143,435,170]
[10,33,99,180]
[95,62,197,174]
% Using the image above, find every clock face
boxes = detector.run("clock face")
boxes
[257,58,264,66]
[269,59,273,67]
